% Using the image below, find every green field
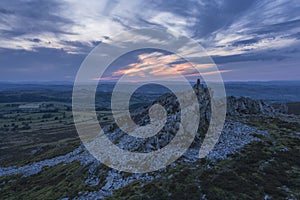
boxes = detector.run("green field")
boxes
[0,102,114,167]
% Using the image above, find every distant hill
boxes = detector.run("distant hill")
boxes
[0,81,299,103]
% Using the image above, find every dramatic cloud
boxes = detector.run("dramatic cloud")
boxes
[98,51,230,82]
[0,0,299,81]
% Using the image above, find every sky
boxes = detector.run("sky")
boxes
[0,0,300,82]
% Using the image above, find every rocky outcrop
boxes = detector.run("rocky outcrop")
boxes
[0,82,278,176]
[0,146,95,177]
[0,81,285,200]
[226,96,275,116]
[272,103,289,114]
[104,82,280,152]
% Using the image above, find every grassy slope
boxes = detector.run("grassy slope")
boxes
[0,101,299,199]
[0,101,116,167]
[287,102,300,115]
[0,114,299,199]
[0,161,89,199]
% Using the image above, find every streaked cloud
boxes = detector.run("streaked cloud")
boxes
[98,51,228,82]
[1,0,299,55]
[0,0,299,81]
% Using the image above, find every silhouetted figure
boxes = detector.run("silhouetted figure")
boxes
[194,78,203,95]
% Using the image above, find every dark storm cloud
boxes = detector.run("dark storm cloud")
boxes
[251,19,300,35]
[192,0,257,38]
[144,0,256,37]
[0,7,14,14]
[111,16,133,30]
[287,32,300,40]
[1,30,27,38]
[27,38,42,43]
[188,0,300,68]
[231,38,261,47]
[0,0,299,81]
[213,53,288,64]
[0,0,74,39]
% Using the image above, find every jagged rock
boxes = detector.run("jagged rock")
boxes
[105,83,280,154]
[1,82,289,200]
[227,96,275,116]
[276,103,288,114]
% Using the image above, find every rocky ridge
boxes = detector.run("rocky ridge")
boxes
[0,81,285,199]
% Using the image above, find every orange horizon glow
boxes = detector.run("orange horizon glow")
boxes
[91,52,231,82]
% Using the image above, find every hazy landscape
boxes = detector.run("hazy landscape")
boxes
[1,0,300,199]
[0,81,299,199]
